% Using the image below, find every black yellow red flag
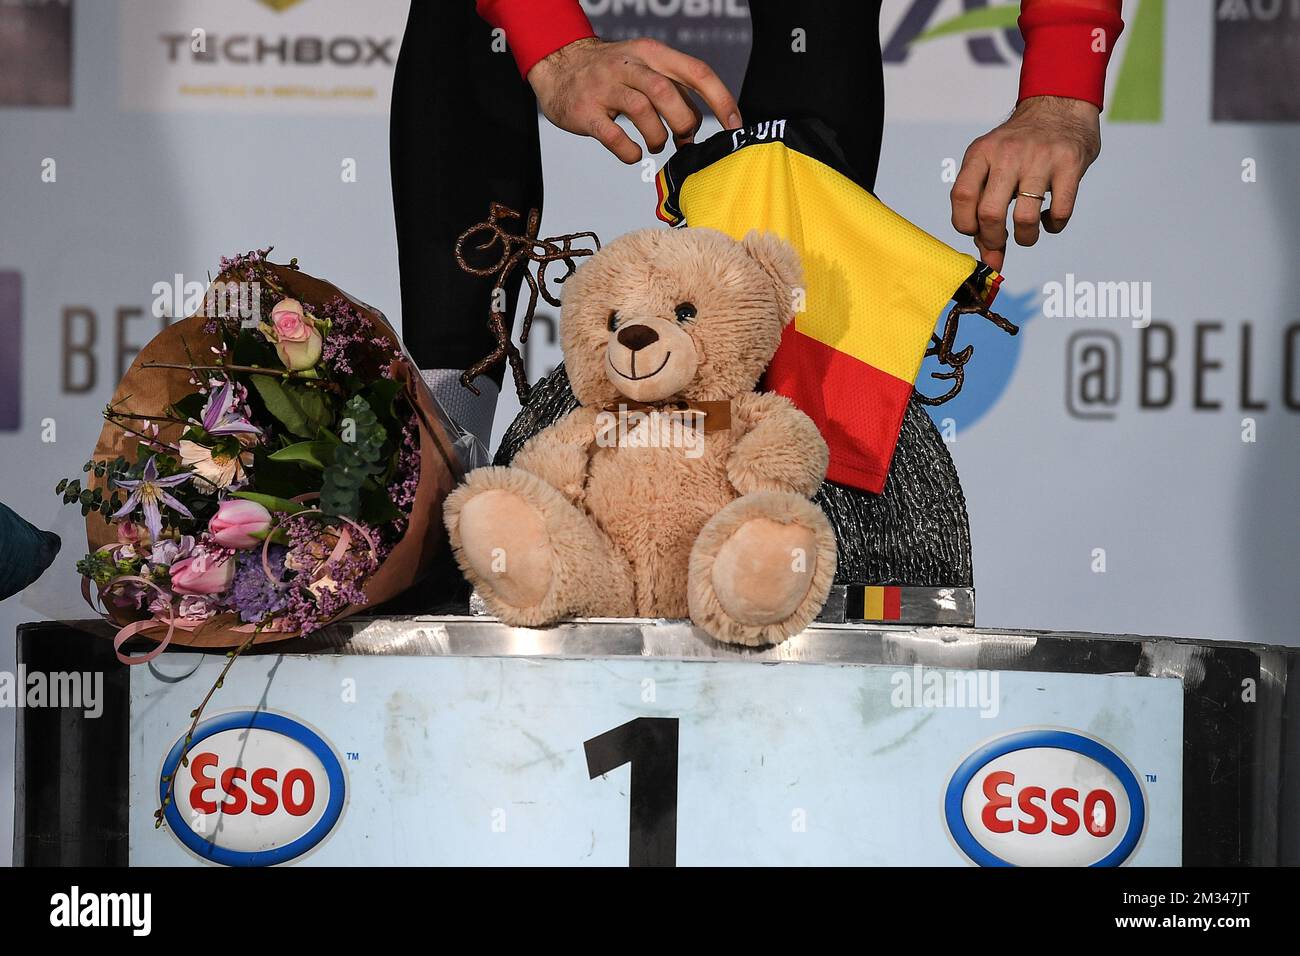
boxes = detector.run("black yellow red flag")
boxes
[655,119,1002,493]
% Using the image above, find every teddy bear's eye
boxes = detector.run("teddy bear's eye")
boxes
[674,302,697,324]
[607,310,620,332]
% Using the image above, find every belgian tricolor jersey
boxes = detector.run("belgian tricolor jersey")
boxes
[654,119,1002,494]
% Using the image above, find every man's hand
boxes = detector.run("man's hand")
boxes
[527,36,742,164]
[950,95,1102,272]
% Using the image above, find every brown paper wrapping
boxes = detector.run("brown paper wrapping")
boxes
[87,263,463,649]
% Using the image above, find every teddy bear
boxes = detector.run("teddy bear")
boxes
[442,226,837,646]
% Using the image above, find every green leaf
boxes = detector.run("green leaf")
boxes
[362,378,403,422]
[232,329,279,368]
[249,375,332,439]
[168,391,207,422]
[320,395,388,519]
[359,485,402,524]
[268,440,335,470]
[249,527,290,545]
[230,491,308,515]
[249,446,321,499]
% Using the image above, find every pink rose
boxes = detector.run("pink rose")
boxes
[276,328,323,371]
[269,298,323,371]
[208,499,272,550]
[271,299,310,342]
[170,548,235,595]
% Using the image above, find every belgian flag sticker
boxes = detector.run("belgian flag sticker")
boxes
[846,585,903,622]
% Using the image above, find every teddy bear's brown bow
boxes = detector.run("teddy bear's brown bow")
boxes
[599,398,732,433]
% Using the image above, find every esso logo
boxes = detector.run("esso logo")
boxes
[944,729,1145,867]
[160,711,346,866]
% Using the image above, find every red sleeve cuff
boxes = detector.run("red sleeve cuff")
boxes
[1018,2,1124,111]
[476,0,597,78]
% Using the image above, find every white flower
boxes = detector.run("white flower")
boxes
[179,439,254,490]
[177,593,219,620]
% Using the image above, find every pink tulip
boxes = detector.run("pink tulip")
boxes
[208,499,272,549]
[170,549,235,595]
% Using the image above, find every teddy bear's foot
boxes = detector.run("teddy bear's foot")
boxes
[444,466,634,626]
[688,491,837,647]
[454,487,553,609]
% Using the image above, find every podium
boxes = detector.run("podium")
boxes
[14,617,1298,866]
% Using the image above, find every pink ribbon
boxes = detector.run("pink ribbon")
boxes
[84,573,252,665]
[85,503,378,665]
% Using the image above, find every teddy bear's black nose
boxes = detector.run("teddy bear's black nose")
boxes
[616,324,659,352]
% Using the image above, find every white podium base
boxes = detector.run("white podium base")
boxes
[125,617,1197,867]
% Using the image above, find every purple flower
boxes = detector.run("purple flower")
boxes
[147,534,195,570]
[111,456,194,543]
[318,296,401,378]
[200,380,261,437]
[385,415,420,535]
[225,546,292,624]
[277,515,380,635]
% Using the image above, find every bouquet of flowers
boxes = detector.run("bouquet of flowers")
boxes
[60,250,473,662]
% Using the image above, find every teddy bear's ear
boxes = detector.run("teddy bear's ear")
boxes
[741,230,804,325]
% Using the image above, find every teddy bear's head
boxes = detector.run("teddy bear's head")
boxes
[559,227,802,406]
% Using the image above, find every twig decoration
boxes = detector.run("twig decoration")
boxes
[914,289,1019,407]
[454,203,599,401]
[155,627,262,829]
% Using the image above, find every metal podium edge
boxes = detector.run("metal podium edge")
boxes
[256,614,1293,669]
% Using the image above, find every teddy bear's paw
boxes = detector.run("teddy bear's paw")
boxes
[455,488,555,612]
[688,492,837,647]
[445,465,637,625]
[713,518,818,624]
